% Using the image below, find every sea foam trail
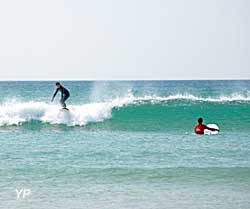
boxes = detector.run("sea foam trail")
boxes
[0,93,249,126]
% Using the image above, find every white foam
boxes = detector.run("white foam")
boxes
[133,93,250,102]
[0,97,131,126]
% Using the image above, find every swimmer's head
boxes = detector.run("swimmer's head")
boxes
[198,117,203,124]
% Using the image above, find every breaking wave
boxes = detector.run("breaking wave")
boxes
[0,93,249,126]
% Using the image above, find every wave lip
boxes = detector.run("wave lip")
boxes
[134,93,250,102]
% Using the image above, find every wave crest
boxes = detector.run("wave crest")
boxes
[133,93,250,102]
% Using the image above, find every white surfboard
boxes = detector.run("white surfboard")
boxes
[60,108,69,112]
[204,124,219,135]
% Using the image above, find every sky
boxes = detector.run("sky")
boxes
[0,0,249,80]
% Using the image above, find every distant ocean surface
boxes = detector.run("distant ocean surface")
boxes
[0,80,250,209]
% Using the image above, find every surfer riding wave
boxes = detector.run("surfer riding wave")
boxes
[51,82,70,109]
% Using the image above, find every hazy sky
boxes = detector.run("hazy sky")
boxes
[0,0,249,80]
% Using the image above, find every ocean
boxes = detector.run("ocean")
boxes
[0,80,249,209]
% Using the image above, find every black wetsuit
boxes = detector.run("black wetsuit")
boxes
[52,86,70,108]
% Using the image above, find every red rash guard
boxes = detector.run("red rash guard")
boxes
[194,124,208,135]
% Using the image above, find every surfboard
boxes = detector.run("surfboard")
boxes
[204,124,219,135]
[60,107,69,112]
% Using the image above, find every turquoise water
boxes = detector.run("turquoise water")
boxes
[0,80,250,209]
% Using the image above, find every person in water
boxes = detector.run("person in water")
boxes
[51,82,70,109]
[194,117,219,135]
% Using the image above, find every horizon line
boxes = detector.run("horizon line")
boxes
[0,78,249,81]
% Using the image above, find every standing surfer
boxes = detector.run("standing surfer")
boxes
[51,82,70,109]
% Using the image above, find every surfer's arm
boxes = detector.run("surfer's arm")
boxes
[205,126,219,132]
[51,89,59,102]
